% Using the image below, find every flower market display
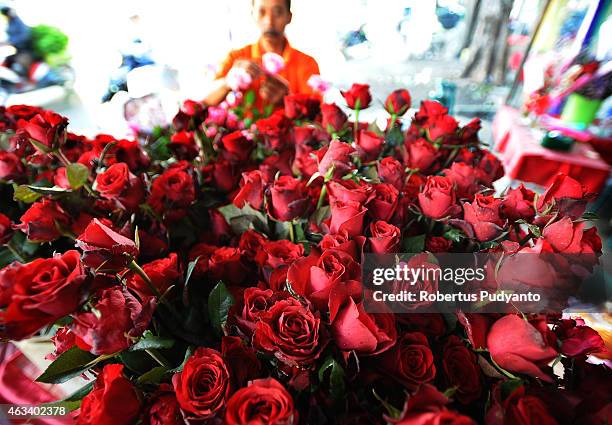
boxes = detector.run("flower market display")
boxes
[0,82,609,425]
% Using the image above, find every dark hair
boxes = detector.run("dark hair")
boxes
[252,0,291,12]
[1,7,11,17]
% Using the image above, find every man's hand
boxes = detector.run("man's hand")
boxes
[259,73,289,105]
[231,59,262,81]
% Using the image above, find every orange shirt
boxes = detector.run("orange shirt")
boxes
[215,38,320,98]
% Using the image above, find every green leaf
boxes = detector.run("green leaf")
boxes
[129,332,175,351]
[207,281,235,335]
[318,356,345,400]
[26,185,71,196]
[444,228,466,243]
[41,381,94,411]
[372,389,402,419]
[12,184,42,203]
[403,234,426,253]
[169,346,195,373]
[36,346,97,384]
[137,366,169,384]
[500,379,525,400]
[581,211,599,221]
[66,163,89,189]
[28,138,51,153]
[311,205,330,226]
[218,203,268,234]
[184,257,200,289]
[244,89,256,107]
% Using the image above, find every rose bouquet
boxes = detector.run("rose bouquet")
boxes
[0,82,609,425]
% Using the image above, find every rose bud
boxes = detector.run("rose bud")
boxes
[253,297,325,367]
[225,378,298,425]
[147,161,196,221]
[256,110,292,151]
[487,314,557,382]
[172,347,230,420]
[377,157,405,190]
[169,130,198,160]
[460,194,505,242]
[266,176,310,222]
[220,130,254,162]
[16,199,70,242]
[501,184,536,221]
[418,175,460,220]
[284,93,321,120]
[403,138,439,173]
[146,384,183,425]
[442,335,482,404]
[384,89,412,116]
[126,253,180,298]
[95,162,145,212]
[321,103,348,134]
[75,218,139,271]
[369,220,400,253]
[0,213,13,244]
[327,179,374,204]
[0,250,87,340]
[543,217,602,257]
[255,239,304,269]
[17,110,68,152]
[233,170,265,210]
[356,130,384,162]
[425,236,452,253]
[387,384,474,425]
[71,286,155,355]
[536,173,589,219]
[329,199,367,238]
[332,298,397,355]
[475,150,504,185]
[442,162,482,201]
[427,114,458,141]
[555,319,605,358]
[77,364,142,425]
[341,83,372,109]
[367,183,399,221]
[379,332,436,390]
[318,139,355,179]
[222,336,262,388]
[494,386,558,425]
[0,151,25,181]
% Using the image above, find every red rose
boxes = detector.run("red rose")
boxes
[266,176,310,222]
[318,140,355,179]
[388,384,475,425]
[0,250,86,340]
[556,320,605,357]
[98,137,150,171]
[487,315,557,382]
[221,336,262,388]
[497,386,559,425]
[220,130,254,162]
[0,213,13,244]
[172,347,230,419]
[379,332,436,390]
[239,229,267,260]
[148,162,196,220]
[331,298,396,355]
[206,159,241,193]
[442,335,482,404]
[501,184,536,221]
[321,103,348,133]
[327,179,374,204]
[127,253,180,298]
[418,176,460,219]
[230,287,279,336]
[427,114,458,141]
[341,83,372,109]
[208,246,249,285]
[543,217,602,256]
[425,236,452,253]
[256,110,292,151]
[367,183,399,221]
[233,170,265,210]
[385,89,412,116]
[460,194,505,242]
[536,173,587,218]
[329,199,367,238]
[253,297,324,366]
[0,151,24,181]
[443,162,482,200]
[476,150,504,185]
[16,199,70,242]
[284,93,320,120]
[18,110,68,151]
[76,219,139,271]
[255,239,304,269]
[146,384,183,425]
[377,157,405,190]
[225,378,297,425]
[369,220,400,253]
[403,138,439,172]
[6,104,45,122]
[46,326,76,360]
[95,163,145,212]
[169,130,198,160]
[71,286,155,355]
[356,130,384,162]
[77,364,142,425]
[414,100,449,126]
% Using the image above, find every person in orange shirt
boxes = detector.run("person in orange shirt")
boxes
[203,0,320,108]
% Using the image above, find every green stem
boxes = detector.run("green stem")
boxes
[6,241,25,263]
[353,108,360,140]
[316,183,328,210]
[288,220,295,243]
[145,348,169,367]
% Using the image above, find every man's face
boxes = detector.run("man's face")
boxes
[253,0,292,41]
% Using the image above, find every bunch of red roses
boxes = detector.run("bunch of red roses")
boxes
[0,82,608,425]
